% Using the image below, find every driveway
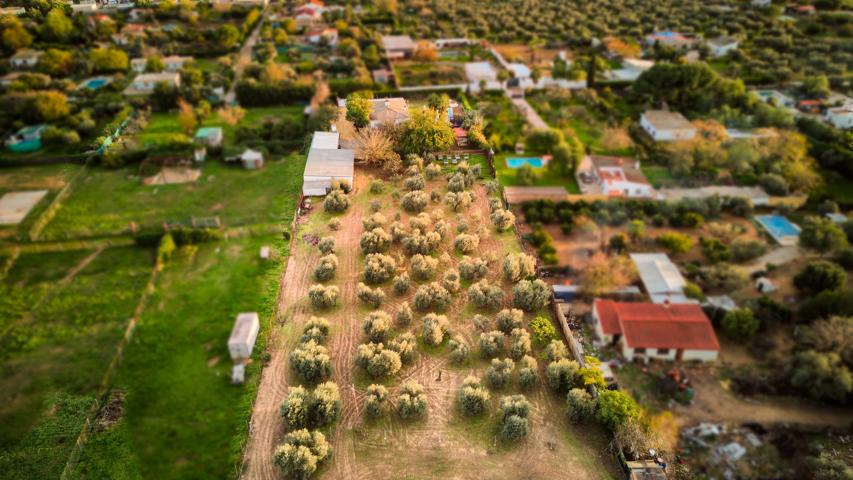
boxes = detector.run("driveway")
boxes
[225,9,266,105]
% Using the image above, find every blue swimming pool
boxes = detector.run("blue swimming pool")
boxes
[82,78,108,90]
[755,214,801,244]
[506,157,545,169]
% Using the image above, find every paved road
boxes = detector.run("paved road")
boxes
[225,10,266,105]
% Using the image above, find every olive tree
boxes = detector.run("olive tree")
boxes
[502,253,536,282]
[401,191,429,213]
[290,340,332,384]
[566,388,596,424]
[300,317,331,344]
[444,191,474,211]
[404,174,425,191]
[479,330,505,358]
[454,233,480,254]
[458,375,491,416]
[317,236,335,254]
[486,357,515,389]
[362,212,387,231]
[324,188,350,212]
[512,279,550,312]
[410,253,438,280]
[364,384,389,418]
[388,332,418,364]
[362,311,392,342]
[424,162,442,180]
[355,342,402,379]
[396,380,428,420]
[508,328,532,360]
[413,282,452,311]
[496,308,524,334]
[402,229,442,255]
[279,386,311,430]
[545,339,569,362]
[448,336,470,364]
[357,282,385,308]
[273,429,331,479]
[459,256,489,281]
[546,358,580,393]
[314,253,339,281]
[517,355,538,390]
[468,280,506,310]
[499,395,530,442]
[491,208,516,232]
[308,284,339,309]
[360,228,392,254]
[393,273,411,294]
[441,269,461,293]
[364,253,396,284]
[395,301,413,325]
[422,313,450,346]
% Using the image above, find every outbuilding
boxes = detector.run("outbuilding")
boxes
[228,312,260,361]
[303,134,355,196]
[240,148,264,170]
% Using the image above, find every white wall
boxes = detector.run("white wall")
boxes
[623,344,718,363]
[681,349,718,362]
[640,114,696,141]
[591,303,614,344]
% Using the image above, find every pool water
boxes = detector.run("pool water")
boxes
[507,157,545,169]
[755,214,801,242]
[83,78,108,90]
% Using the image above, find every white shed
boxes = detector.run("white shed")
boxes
[228,312,260,360]
[240,148,264,170]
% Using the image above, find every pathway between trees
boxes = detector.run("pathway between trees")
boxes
[225,9,267,105]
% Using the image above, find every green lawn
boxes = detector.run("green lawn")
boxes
[0,247,154,479]
[393,61,467,86]
[71,235,285,480]
[824,172,853,205]
[495,153,581,193]
[41,154,306,239]
[641,165,675,188]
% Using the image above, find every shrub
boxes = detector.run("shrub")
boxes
[357,283,385,308]
[413,282,452,311]
[360,228,392,254]
[508,328,532,359]
[512,279,550,312]
[396,380,428,420]
[459,256,489,280]
[794,261,847,295]
[388,332,418,364]
[731,240,767,262]
[324,188,350,212]
[501,414,529,442]
[157,233,176,264]
[402,229,442,255]
[486,358,515,389]
[596,390,642,431]
[491,209,516,232]
[496,308,524,334]
[404,174,425,191]
[393,273,411,295]
[700,237,731,263]
[328,219,341,231]
[454,233,480,254]
[479,330,505,358]
[529,316,557,346]
[680,212,704,229]
[566,388,596,424]
[546,358,580,393]
[448,336,470,364]
[355,342,402,378]
[395,301,413,326]
[458,376,490,416]
[273,429,330,479]
[362,311,392,342]
[760,173,789,196]
[545,340,568,362]
[627,220,646,242]
[468,280,506,310]
[502,253,536,282]
[799,216,849,252]
[721,307,759,341]
[308,284,339,309]
[683,282,705,301]
[422,313,450,346]
[656,232,694,254]
[362,212,387,231]
[300,317,331,344]
[499,395,531,442]
[410,254,438,280]
[517,355,538,390]
[279,386,311,430]
[364,253,396,284]
[369,180,385,193]
[290,340,332,384]
[314,253,339,281]
[364,384,388,418]
[401,191,429,212]
[317,236,335,254]
[698,264,748,291]
[424,162,442,180]
[473,314,490,332]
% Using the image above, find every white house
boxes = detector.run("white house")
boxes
[123,72,181,95]
[381,35,415,59]
[640,110,696,142]
[588,155,654,197]
[339,97,411,127]
[306,27,338,46]
[130,58,147,73]
[630,253,694,304]
[162,55,192,72]
[303,131,355,196]
[606,58,654,81]
[826,107,853,129]
[707,36,738,57]
[644,31,697,49]
[9,49,44,70]
[591,299,720,363]
[464,61,501,91]
[294,2,325,27]
[228,312,260,361]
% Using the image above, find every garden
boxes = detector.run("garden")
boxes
[393,61,468,87]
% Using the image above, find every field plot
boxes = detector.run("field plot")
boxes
[41,155,305,239]
[72,235,285,480]
[0,246,153,479]
[243,167,620,480]
[0,164,80,240]
[394,61,468,86]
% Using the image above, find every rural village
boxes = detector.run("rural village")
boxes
[0,0,852,479]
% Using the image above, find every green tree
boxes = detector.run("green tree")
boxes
[596,390,642,431]
[787,351,852,403]
[794,261,847,295]
[2,21,32,49]
[721,308,759,341]
[216,24,240,50]
[799,75,831,99]
[345,92,372,129]
[39,48,73,76]
[33,91,69,121]
[42,8,73,42]
[799,217,849,253]
[398,107,455,155]
[89,47,129,72]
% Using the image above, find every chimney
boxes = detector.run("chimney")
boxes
[662,298,670,308]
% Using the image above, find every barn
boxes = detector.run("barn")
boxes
[302,131,355,196]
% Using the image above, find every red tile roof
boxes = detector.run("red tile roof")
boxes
[594,299,720,351]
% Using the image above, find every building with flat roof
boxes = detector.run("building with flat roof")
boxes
[303,132,355,196]
[630,253,692,304]
[640,110,696,142]
[381,35,415,59]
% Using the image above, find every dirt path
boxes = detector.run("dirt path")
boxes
[740,245,803,275]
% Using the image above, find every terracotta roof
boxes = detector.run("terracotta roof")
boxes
[594,299,720,351]
[369,97,410,123]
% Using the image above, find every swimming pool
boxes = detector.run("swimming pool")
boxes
[755,214,801,245]
[81,78,108,90]
[506,157,546,169]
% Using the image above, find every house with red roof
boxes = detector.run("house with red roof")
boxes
[592,299,720,363]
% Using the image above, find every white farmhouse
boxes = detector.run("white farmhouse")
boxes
[228,312,260,361]
[826,107,853,129]
[640,110,696,142]
[588,155,653,197]
[9,49,44,70]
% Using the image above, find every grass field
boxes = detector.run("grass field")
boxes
[0,246,154,479]
[0,164,80,241]
[71,234,286,480]
[40,154,305,239]
[393,61,467,86]
[495,153,581,193]
[641,165,675,188]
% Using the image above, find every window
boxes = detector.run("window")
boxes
[657,348,670,355]
[634,348,646,354]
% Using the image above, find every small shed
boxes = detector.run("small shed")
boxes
[228,312,260,360]
[240,148,264,170]
[755,277,777,294]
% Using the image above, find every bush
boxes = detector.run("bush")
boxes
[799,216,849,252]
[683,282,705,301]
[760,173,790,196]
[596,390,642,431]
[324,188,350,212]
[517,355,538,390]
[444,191,474,211]
[545,339,569,362]
[508,328,532,359]
[273,429,330,479]
[499,395,531,442]
[401,191,429,212]
[469,280,506,310]
[393,273,411,295]
[396,380,428,420]
[546,358,579,393]
[422,313,450,346]
[486,358,515,389]
[502,253,536,282]
[448,336,470,363]
[308,284,339,309]
[512,279,550,312]
[394,302,413,326]
[357,282,385,308]
[529,316,557,346]
[317,236,335,254]
[290,340,332,384]
[794,261,847,295]
[698,264,748,291]
[369,180,385,193]
[362,212,387,231]
[404,174,425,191]
[479,330,505,358]
[364,253,396,284]
[700,237,731,263]
[496,308,524,334]
[364,384,389,418]
[410,254,438,280]
[731,240,767,262]
[362,311,392,342]
[459,256,489,280]
[355,342,402,378]
[458,376,490,416]
[566,388,596,424]
[721,307,759,341]
[402,229,442,255]
[656,232,694,254]
[300,317,331,344]
[680,212,704,229]
[491,209,516,232]
[388,332,418,364]
[279,386,311,430]
[314,253,339,281]
[424,162,442,180]
[360,228,392,254]
[156,233,176,264]
[454,233,480,254]
[413,282,452,311]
